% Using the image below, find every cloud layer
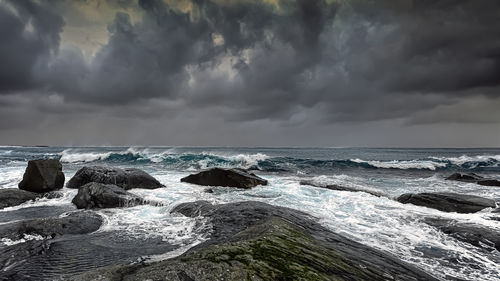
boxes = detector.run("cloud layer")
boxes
[0,0,499,146]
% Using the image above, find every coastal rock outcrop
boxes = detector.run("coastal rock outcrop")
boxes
[446,173,500,187]
[67,166,163,190]
[397,192,496,213]
[70,201,438,281]
[18,159,65,193]
[300,180,385,197]
[0,188,40,209]
[180,167,267,188]
[72,182,145,209]
[424,218,500,252]
[0,210,103,241]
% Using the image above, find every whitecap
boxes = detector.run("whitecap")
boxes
[350,158,448,170]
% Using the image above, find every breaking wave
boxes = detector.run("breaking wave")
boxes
[57,148,500,172]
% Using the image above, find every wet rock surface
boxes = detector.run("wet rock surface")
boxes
[67,166,164,190]
[72,182,146,209]
[181,168,268,189]
[446,173,500,187]
[70,201,438,281]
[424,218,500,252]
[0,189,40,209]
[18,159,65,193]
[0,210,103,241]
[300,180,386,197]
[397,192,496,213]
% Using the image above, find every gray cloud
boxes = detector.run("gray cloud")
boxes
[0,0,499,146]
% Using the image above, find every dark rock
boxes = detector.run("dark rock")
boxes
[180,167,267,189]
[446,173,500,187]
[300,180,385,197]
[477,179,500,187]
[0,211,103,280]
[204,188,214,193]
[18,159,65,193]
[0,210,102,241]
[424,218,500,252]
[71,201,438,281]
[72,182,146,209]
[0,188,40,209]
[445,173,483,182]
[397,192,496,213]
[67,166,164,190]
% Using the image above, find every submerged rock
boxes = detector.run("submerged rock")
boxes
[0,210,102,241]
[18,159,65,193]
[72,182,145,209]
[67,166,164,190]
[0,188,40,209]
[446,173,500,187]
[397,192,496,213]
[424,218,500,252]
[180,167,267,189]
[300,180,385,197]
[71,201,438,281]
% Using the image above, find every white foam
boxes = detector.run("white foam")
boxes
[430,154,500,166]
[95,205,210,247]
[60,149,113,163]
[351,158,447,170]
[1,233,45,246]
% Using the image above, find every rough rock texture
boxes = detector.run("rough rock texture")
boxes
[397,192,496,213]
[0,211,102,241]
[70,201,438,281]
[67,166,164,190]
[0,188,40,209]
[18,159,65,193]
[446,173,500,187]
[424,218,500,252]
[180,168,268,189]
[72,182,146,209]
[300,180,386,197]
[0,211,103,280]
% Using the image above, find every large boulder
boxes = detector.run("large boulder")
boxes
[397,192,496,213]
[180,167,268,189]
[18,159,65,193]
[446,172,500,187]
[70,201,438,281]
[424,218,500,252]
[67,166,164,190]
[0,188,40,209]
[72,182,146,209]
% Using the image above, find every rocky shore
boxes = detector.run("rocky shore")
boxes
[0,160,499,280]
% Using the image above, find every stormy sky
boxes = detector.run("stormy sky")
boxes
[0,0,499,147]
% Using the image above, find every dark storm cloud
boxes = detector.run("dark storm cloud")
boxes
[0,0,499,145]
[0,0,63,93]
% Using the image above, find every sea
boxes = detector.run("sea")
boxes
[0,146,499,280]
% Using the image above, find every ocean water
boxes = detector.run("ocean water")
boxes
[1,146,499,280]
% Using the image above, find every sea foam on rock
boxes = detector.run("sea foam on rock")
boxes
[72,182,146,209]
[397,192,496,213]
[70,201,438,281]
[180,167,267,189]
[18,159,65,193]
[424,218,500,252]
[67,166,164,190]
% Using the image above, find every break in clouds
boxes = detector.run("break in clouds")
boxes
[0,0,499,146]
